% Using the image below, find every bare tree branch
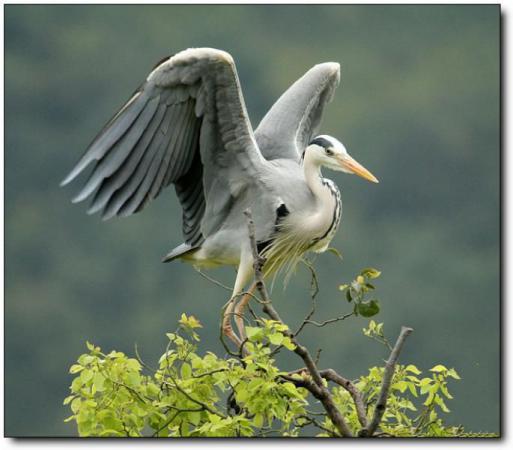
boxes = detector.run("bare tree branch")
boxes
[284,366,368,430]
[319,369,368,429]
[359,326,414,437]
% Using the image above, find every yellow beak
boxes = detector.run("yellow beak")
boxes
[339,154,379,183]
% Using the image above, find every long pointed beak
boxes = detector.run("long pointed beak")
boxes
[339,154,379,183]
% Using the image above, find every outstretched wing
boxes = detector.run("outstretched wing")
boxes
[254,62,340,161]
[62,48,264,246]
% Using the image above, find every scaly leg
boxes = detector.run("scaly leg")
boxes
[234,283,256,340]
[222,296,242,348]
[222,249,253,348]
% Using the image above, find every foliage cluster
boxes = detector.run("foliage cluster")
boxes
[65,315,474,437]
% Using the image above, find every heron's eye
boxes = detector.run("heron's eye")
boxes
[325,148,334,156]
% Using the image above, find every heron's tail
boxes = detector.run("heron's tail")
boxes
[162,243,199,263]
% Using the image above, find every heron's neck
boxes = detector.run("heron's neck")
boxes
[303,151,326,199]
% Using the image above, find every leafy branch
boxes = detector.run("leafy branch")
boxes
[62,209,490,437]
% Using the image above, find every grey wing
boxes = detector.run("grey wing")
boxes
[62,48,264,246]
[254,62,340,161]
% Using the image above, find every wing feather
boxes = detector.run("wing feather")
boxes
[87,102,169,215]
[72,94,161,203]
[119,103,181,216]
[63,48,264,246]
[148,100,193,199]
[62,90,151,186]
[100,106,176,219]
[254,62,340,161]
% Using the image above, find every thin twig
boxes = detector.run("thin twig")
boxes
[314,348,322,365]
[359,326,414,437]
[194,267,232,291]
[196,267,261,303]
[304,312,355,328]
[293,259,319,337]
[301,258,320,300]
[296,414,338,437]
[134,342,157,373]
[191,368,228,379]
[153,407,203,437]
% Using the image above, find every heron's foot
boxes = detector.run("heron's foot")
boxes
[234,284,256,340]
[222,296,244,350]
[222,320,243,348]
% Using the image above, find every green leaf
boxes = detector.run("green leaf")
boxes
[253,413,264,428]
[71,377,83,393]
[70,398,81,414]
[447,368,461,379]
[430,364,448,373]
[80,369,93,384]
[281,337,296,351]
[345,290,353,302]
[269,333,284,346]
[126,371,141,387]
[235,388,248,403]
[78,354,95,366]
[189,411,201,426]
[424,389,436,406]
[435,396,450,413]
[69,364,84,374]
[126,358,141,371]
[326,247,343,260]
[179,313,203,329]
[405,364,422,375]
[357,299,380,317]
[181,362,192,379]
[393,380,408,393]
[92,372,105,392]
[63,395,75,405]
[420,383,432,395]
[419,377,432,387]
[245,326,263,341]
[180,420,190,436]
[361,267,381,279]
[407,383,418,397]
[439,383,453,399]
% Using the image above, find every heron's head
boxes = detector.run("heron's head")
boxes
[306,135,378,183]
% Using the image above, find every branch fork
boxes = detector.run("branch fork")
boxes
[218,209,415,437]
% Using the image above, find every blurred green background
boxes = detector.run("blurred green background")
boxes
[5,4,500,436]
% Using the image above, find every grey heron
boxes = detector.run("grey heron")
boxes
[62,48,378,346]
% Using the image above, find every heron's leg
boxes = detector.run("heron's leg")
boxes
[222,250,253,348]
[222,296,242,348]
[234,283,256,340]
